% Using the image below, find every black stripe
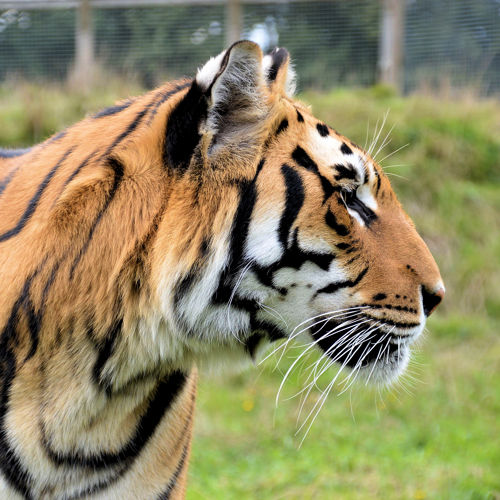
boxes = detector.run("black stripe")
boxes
[244,332,265,358]
[279,164,304,248]
[361,302,418,314]
[61,150,96,190]
[69,157,124,280]
[148,81,192,124]
[316,123,329,137]
[0,275,39,498]
[92,318,123,395]
[200,237,209,258]
[375,169,382,195]
[316,266,368,295]
[164,82,207,172]
[174,269,199,310]
[0,148,31,158]
[340,142,353,155]
[22,295,42,362]
[250,317,286,342]
[291,146,317,173]
[334,164,357,181]
[0,148,73,243]
[0,354,35,499]
[278,229,334,273]
[47,131,66,144]
[22,260,64,361]
[252,227,334,289]
[296,109,304,122]
[336,242,351,250]
[156,444,189,500]
[325,209,350,236]
[292,146,336,203]
[41,260,60,305]
[64,381,188,500]
[346,255,360,265]
[343,191,377,226]
[64,463,129,500]
[275,118,289,135]
[0,166,20,197]
[102,102,153,159]
[211,160,262,308]
[156,389,196,500]
[42,370,187,469]
[93,100,133,119]
[360,314,420,329]
[267,47,289,82]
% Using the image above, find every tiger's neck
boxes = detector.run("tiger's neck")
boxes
[1,350,197,499]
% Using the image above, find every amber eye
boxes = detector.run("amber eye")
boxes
[342,189,376,225]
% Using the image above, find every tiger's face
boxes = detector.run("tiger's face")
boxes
[235,100,444,383]
[156,41,443,385]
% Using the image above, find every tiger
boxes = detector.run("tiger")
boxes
[0,41,444,499]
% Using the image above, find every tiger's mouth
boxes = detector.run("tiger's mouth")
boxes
[310,319,419,373]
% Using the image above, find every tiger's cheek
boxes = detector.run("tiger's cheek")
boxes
[271,260,350,321]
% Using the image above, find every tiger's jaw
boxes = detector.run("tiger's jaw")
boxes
[309,317,419,385]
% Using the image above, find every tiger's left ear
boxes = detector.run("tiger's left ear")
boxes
[165,41,271,171]
[196,40,269,160]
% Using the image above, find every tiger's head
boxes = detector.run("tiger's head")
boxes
[153,41,444,385]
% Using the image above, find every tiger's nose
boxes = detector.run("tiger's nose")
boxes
[422,284,445,317]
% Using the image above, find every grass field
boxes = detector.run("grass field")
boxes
[1,81,499,499]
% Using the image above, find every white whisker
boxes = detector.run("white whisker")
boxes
[378,142,409,164]
[258,303,288,328]
[225,261,253,342]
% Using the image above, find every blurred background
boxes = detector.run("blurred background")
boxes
[0,0,499,498]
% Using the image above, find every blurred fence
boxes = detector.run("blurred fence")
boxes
[0,0,499,95]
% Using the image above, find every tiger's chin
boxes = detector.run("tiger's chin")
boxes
[355,343,411,386]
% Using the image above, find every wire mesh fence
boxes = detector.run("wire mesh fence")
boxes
[0,0,499,95]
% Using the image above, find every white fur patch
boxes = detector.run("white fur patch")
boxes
[355,158,378,211]
[245,210,283,265]
[262,54,273,78]
[347,208,365,226]
[357,182,378,211]
[196,50,226,91]
[307,128,344,168]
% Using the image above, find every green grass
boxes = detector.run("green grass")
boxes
[191,320,499,499]
[1,82,499,499]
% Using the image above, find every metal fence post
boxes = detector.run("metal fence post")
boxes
[72,0,94,90]
[378,0,405,92]
[226,0,242,46]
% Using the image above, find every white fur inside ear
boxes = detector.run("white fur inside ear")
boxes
[196,50,226,91]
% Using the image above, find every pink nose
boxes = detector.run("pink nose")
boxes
[422,285,445,317]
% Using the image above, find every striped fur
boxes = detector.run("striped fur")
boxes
[0,41,443,498]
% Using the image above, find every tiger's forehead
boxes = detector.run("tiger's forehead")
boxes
[287,104,378,188]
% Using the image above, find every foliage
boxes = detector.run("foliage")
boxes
[0,83,498,499]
